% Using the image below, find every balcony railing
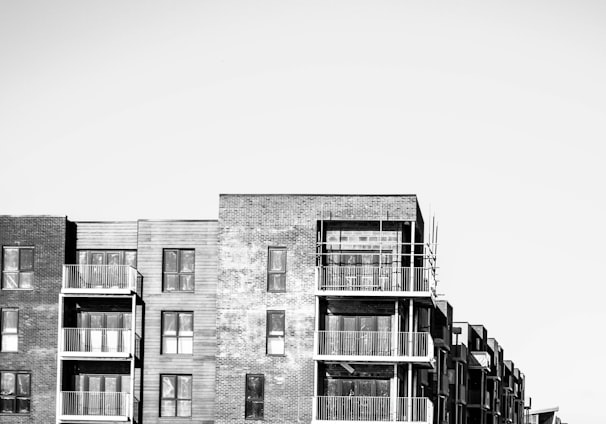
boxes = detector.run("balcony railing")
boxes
[316,396,432,422]
[61,328,133,356]
[60,391,130,419]
[63,265,138,292]
[470,351,491,370]
[317,266,435,295]
[316,331,433,360]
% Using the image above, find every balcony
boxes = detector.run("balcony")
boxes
[62,265,138,294]
[316,266,436,297]
[60,328,137,358]
[314,396,433,423]
[469,351,491,371]
[315,331,434,363]
[59,391,130,421]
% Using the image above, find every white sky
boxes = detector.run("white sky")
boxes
[1,1,605,421]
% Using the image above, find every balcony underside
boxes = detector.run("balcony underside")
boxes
[315,355,435,365]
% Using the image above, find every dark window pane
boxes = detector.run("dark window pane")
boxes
[246,375,263,399]
[180,274,194,291]
[90,253,104,265]
[164,251,178,272]
[245,401,264,418]
[19,249,34,271]
[268,274,285,291]
[17,398,30,413]
[106,253,121,265]
[163,313,177,335]
[3,248,18,271]
[268,312,284,336]
[1,397,15,413]
[16,375,29,396]
[164,274,178,291]
[179,313,193,335]
[179,251,194,272]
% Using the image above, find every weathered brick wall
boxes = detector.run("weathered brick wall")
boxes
[0,216,67,423]
[216,195,418,424]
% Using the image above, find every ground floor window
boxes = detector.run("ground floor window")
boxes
[245,374,264,419]
[0,371,30,414]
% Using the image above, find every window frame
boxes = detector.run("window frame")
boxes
[159,374,192,417]
[0,371,31,414]
[161,311,194,355]
[1,309,18,353]
[266,310,285,356]
[2,247,34,290]
[162,249,195,293]
[267,247,286,292]
[245,374,264,420]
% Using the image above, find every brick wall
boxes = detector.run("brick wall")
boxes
[0,216,67,423]
[216,195,418,424]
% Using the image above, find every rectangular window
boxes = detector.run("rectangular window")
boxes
[77,250,137,267]
[2,247,34,289]
[0,372,30,414]
[266,310,285,355]
[160,375,192,417]
[162,312,193,354]
[1,309,18,352]
[267,247,286,292]
[163,249,195,292]
[245,374,264,419]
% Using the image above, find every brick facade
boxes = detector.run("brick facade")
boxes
[0,216,69,423]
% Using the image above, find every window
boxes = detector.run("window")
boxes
[2,247,34,289]
[267,247,286,292]
[1,310,18,352]
[0,372,30,414]
[77,250,137,267]
[160,375,192,417]
[162,312,193,354]
[163,249,194,292]
[266,310,285,355]
[245,374,264,419]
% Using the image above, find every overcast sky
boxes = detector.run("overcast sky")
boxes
[1,1,605,421]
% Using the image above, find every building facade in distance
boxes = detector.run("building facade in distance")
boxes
[1,194,529,424]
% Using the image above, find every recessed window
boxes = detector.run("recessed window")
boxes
[1,309,18,352]
[266,310,285,355]
[245,374,264,420]
[2,247,34,289]
[267,247,286,292]
[160,375,192,417]
[77,250,137,267]
[161,312,193,354]
[163,249,195,292]
[0,372,30,414]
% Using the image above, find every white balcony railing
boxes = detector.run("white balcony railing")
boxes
[63,265,137,292]
[316,331,433,360]
[61,328,132,356]
[317,266,435,295]
[315,396,433,422]
[60,391,130,419]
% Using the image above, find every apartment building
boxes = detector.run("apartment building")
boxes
[1,194,529,424]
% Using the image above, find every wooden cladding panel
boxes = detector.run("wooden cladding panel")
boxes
[138,220,218,423]
[75,221,138,249]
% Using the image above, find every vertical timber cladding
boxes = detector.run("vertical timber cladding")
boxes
[138,220,218,424]
[0,216,68,424]
[216,195,419,424]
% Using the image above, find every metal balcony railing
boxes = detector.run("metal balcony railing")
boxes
[63,265,138,292]
[317,266,435,295]
[62,328,133,356]
[60,391,130,418]
[316,331,433,359]
[315,396,433,422]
